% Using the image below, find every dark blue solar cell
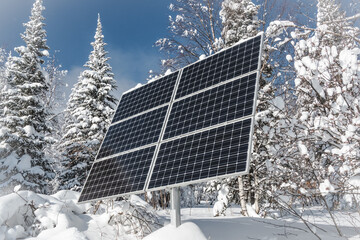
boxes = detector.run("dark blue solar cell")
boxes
[164,73,257,139]
[97,106,168,159]
[175,35,261,99]
[112,71,179,123]
[79,146,156,202]
[148,118,252,190]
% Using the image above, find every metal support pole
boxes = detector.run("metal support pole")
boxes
[171,187,181,227]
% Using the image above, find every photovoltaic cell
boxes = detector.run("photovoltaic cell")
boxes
[148,119,252,190]
[97,106,168,160]
[79,146,156,202]
[175,35,261,99]
[112,71,179,123]
[163,73,257,140]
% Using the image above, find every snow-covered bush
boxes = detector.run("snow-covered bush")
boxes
[213,185,229,217]
[106,196,163,238]
[0,189,163,240]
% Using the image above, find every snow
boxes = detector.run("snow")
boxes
[0,190,359,239]
[23,125,37,137]
[349,175,360,188]
[213,185,229,216]
[286,54,293,62]
[146,205,360,240]
[13,185,21,193]
[144,222,206,240]
[272,96,285,110]
[199,54,206,60]
[266,20,295,37]
[123,83,143,94]
[297,141,308,156]
[319,179,335,196]
[0,190,154,240]
[164,69,172,75]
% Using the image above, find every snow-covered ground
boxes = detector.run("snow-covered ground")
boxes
[148,205,360,240]
[1,190,359,240]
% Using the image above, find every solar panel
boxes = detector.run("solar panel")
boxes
[175,35,261,99]
[79,146,156,202]
[78,33,264,203]
[97,106,168,159]
[148,119,252,190]
[163,73,257,140]
[112,71,179,123]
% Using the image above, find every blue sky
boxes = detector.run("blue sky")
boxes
[0,0,172,99]
[0,0,358,101]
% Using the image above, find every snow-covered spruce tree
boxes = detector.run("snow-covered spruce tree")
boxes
[280,0,360,213]
[0,48,6,84]
[57,14,117,191]
[0,48,7,114]
[155,0,223,73]
[0,0,54,194]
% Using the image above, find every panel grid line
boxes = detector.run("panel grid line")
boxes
[94,142,158,163]
[110,102,170,126]
[143,68,184,191]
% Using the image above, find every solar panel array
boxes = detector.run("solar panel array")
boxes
[79,33,263,203]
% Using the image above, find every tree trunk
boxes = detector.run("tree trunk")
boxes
[254,171,260,214]
[238,176,248,216]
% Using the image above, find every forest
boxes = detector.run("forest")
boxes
[0,0,359,239]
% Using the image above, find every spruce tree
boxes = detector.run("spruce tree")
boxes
[0,48,7,114]
[57,14,117,191]
[0,0,54,194]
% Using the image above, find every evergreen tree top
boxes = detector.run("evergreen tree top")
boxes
[85,13,110,72]
[20,0,49,59]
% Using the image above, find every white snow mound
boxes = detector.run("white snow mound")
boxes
[144,222,207,240]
